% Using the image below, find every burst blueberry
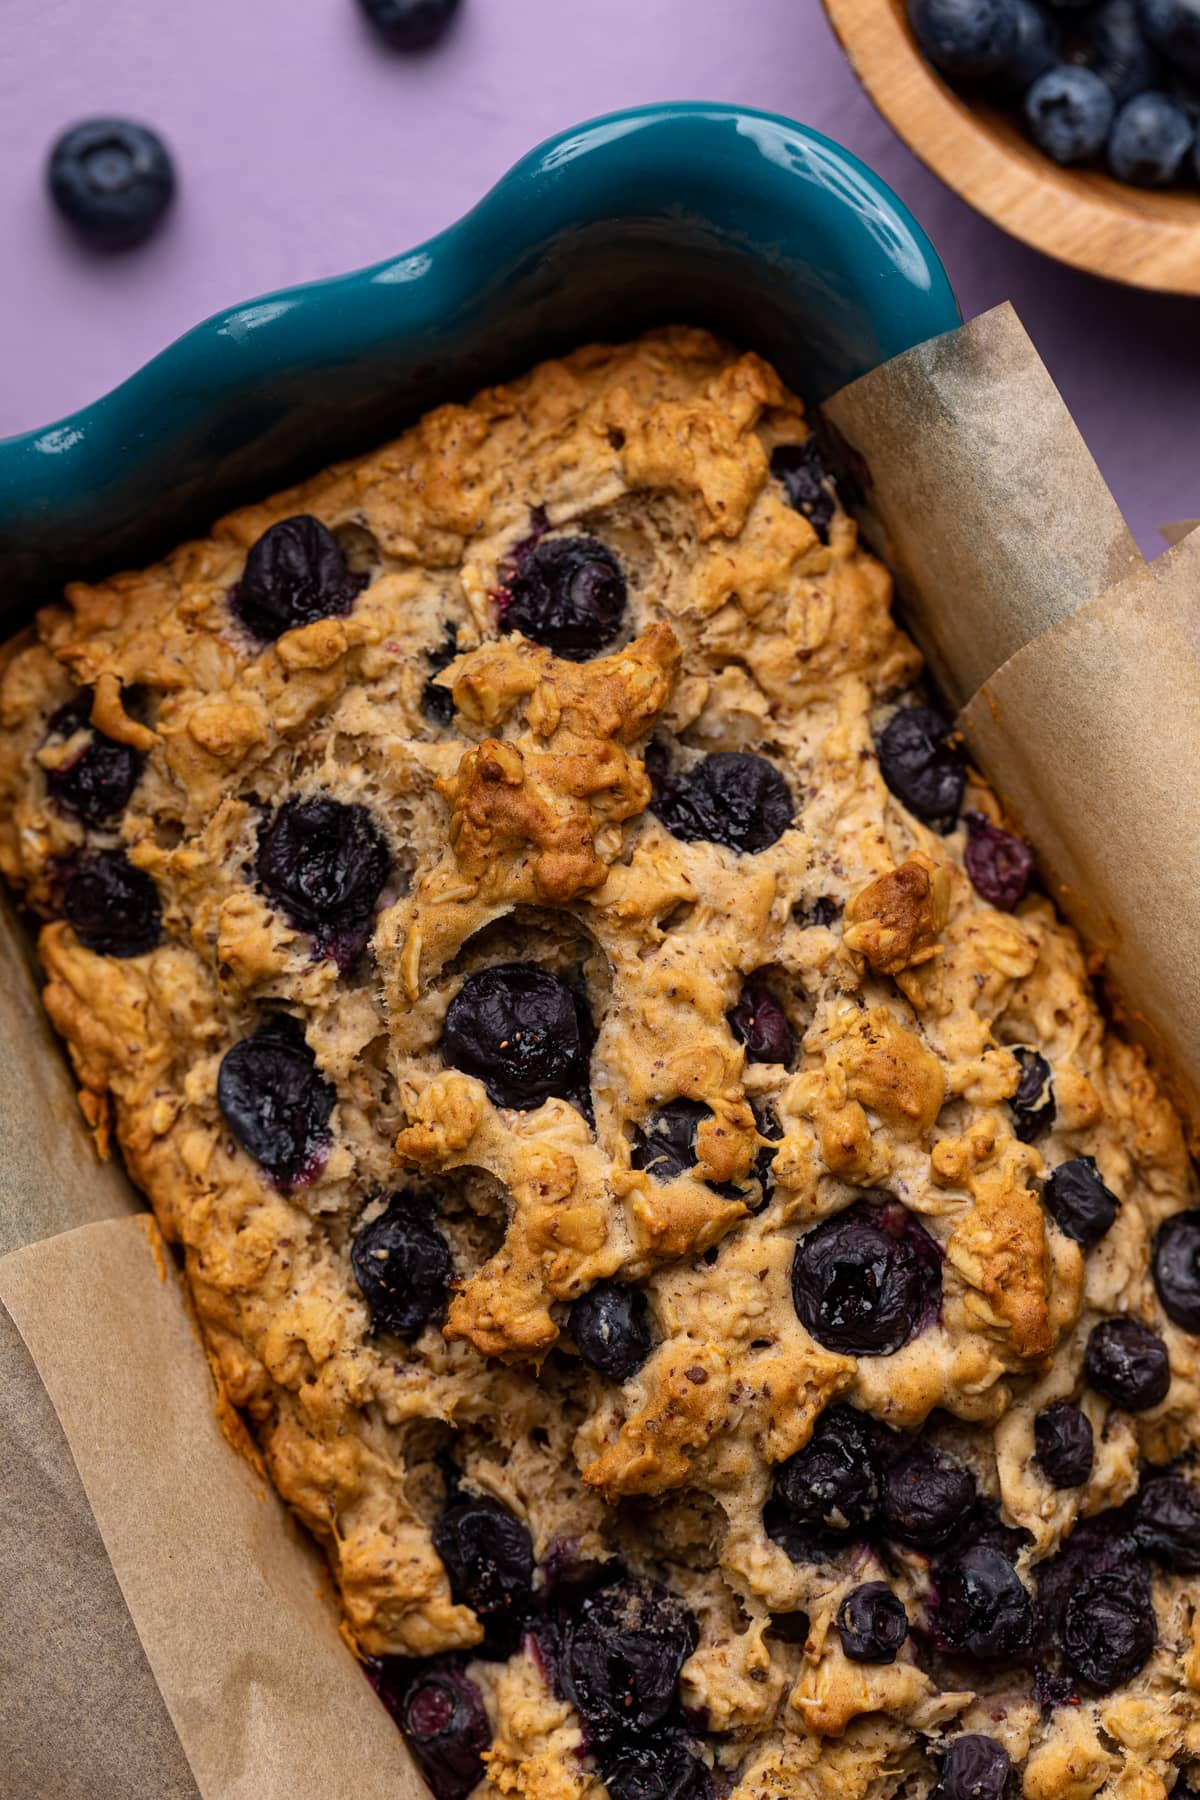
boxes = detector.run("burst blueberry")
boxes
[394,1664,491,1800]
[44,696,144,825]
[773,1406,888,1534]
[836,1582,909,1663]
[232,515,367,642]
[217,1014,335,1184]
[1009,1046,1055,1142]
[351,1196,453,1336]
[356,0,462,48]
[47,118,175,250]
[728,985,795,1065]
[631,1100,710,1184]
[877,707,966,833]
[569,1280,653,1382]
[883,1441,976,1548]
[599,1736,712,1800]
[1084,1316,1170,1410]
[561,1578,698,1737]
[932,1736,1014,1800]
[1033,1400,1094,1487]
[652,752,793,855]
[1153,1209,1200,1332]
[1043,1156,1118,1245]
[1131,1474,1200,1571]
[502,537,627,661]
[433,1496,535,1652]
[441,963,593,1111]
[257,796,390,958]
[1062,1571,1156,1690]
[963,812,1033,910]
[791,1200,942,1357]
[63,851,161,957]
[770,440,837,543]
[935,1544,1033,1661]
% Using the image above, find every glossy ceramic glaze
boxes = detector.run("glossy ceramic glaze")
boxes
[0,103,958,614]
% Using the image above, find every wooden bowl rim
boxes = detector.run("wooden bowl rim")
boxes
[821,0,1200,294]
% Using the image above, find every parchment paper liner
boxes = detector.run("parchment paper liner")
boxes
[2,301,1195,1795]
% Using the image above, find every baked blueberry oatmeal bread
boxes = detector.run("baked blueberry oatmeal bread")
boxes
[2,327,1200,1800]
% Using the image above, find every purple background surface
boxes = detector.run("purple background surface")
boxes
[1,0,1196,552]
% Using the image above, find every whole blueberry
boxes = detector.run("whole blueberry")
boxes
[217,1014,336,1184]
[599,1736,713,1800]
[876,707,966,833]
[652,752,794,855]
[441,963,593,1111]
[936,1544,1033,1661]
[1009,1047,1055,1142]
[351,1196,453,1336]
[356,0,462,48]
[908,0,1021,74]
[433,1496,535,1652]
[728,985,795,1065]
[1109,89,1195,179]
[1033,1400,1094,1487]
[1084,1317,1171,1410]
[1153,1209,1200,1332]
[1026,66,1116,161]
[502,537,627,661]
[773,1405,889,1534]
[422,626,459,725]
[47,119,175,250]
[63,851,162,957]
[836,1582,909,1663]
[1000,0,1060,87]
[1131,1474,1200,1570]
[233,515,367,642]
[883,1442,977,1548]
[1062,1571,1156,1689]
[791,1201,942,1357]
[569,1280,653,1382]
[257,797,390,958]
[1043,1156,1118,1246]
[44,696,144,825]
[394,1664,490,1800]
[1081,0,1163,103]
[561,1578,698,1737]
[770,440,837,544]
[631,1099,711,1183]
[1139,0,1200,76]
[963,812,1034,910]
[932,1736,1014,1800]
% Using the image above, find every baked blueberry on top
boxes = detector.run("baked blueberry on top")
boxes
[560,1578,697,1736]
[727,984,794,1065]
[1153,1208,1200,1331]
[47,118,175,249]
[233,515,367,641]
[877,706,966,832]
[1033,1400,1094,1488]
[257,795,390,961]
[836,1582,909,1663]
[433,1495,535,1654]
[652,752,793,853]
[773,1406,887,1534]
[791,1201,941,1356]
[63,851,161,957]
[441,963,593,1110]
[934,1544,1033,1661]
[392,1664,491,1800]
[502,537,627,660]
[1008,1046,1055,1142]
[216,1014,335,1184]
[1043,1155,1118,1245]
[932,1736,1014,1800]
[351,1195,453,1336]
[770,440,837,543]
[44,696,144,825]
[1083,1316,1171,1410]
[569,1280,654,1382]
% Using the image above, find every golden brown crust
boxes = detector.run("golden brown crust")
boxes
[3,327,1200,1798]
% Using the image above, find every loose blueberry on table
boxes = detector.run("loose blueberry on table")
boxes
[351,1195,453,1336]
[63,851,162,958]
[44,696,144,825]
[257,795,390,963]
[232,515,367,642]
[356,0,462,48]
[500,536,627,661]
[441,962,594,1111]
[47,119,175,249]
[791,1199,942,1356]
[569,1279,654,1382]
[216,1013,336,1184]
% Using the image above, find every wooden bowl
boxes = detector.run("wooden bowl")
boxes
[821,0,1200,292]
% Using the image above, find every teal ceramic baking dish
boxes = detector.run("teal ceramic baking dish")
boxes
[0,102,958,614]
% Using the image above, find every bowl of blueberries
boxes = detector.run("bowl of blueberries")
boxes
[821,0,1200,290]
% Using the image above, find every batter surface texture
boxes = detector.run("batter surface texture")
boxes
[3,329,1199,1800]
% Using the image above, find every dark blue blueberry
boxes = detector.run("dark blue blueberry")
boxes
[1026,65,1116,161]
[773,1405,889,1534]
[791,1200,942,1357]
[1009,1047,1055,1142]
[728,985,794,1065]
[569,1280,653,1382]
[64,851,161,957]
[233,515,367,642]
[1034,1400,1094,1487]
[1000,0,1060,87]
[935,1545,1033,1661]
[422,625,459,724]
[631,1100,711,1184]
[1043,1156,1118,1245]
[1084,1316,1171,1410]
[356,0,462,48]
[47,119,175,250]
[257,796,389,961]
[1079,0,1162,102]
[1153,1209,1200,1332]
[836,1582,909,1663]
[1108,89,1195,179]
[884,1442,977,1548]
[217,1014,335,1184]
[964,812,1034,910]
[599,1737,712,1800]
[877,707,965,833]
[1062,1571,1156,1690]
[770,441,837,544]
[44,696,144,825]
[909,0,1021,73]
[393,1664,491,1800]
[561,1578,697,1738]
[1139,0,1200,76]
[932,1736,1014,1800]
[652,752,793,855]
[433,1496,535,1654]
[351,1196,453,1337]
[1131,1473,1200,1570]
[794,894,842,929]
[501,537,626,661]
[441,963,593,1111]
[763,1506,842,1567]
